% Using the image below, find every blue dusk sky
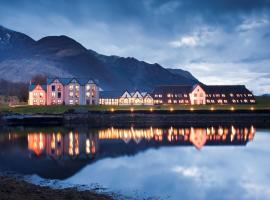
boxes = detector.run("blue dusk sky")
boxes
[0,0,270,94]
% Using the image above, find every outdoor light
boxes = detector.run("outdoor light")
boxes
[210,107,215,111]
[250,107,255,111]
[110,108,115,112]
[170,107,174,112]
[150,107,153,112]
[230,107,235,111]
[190,107,194,111]
[130,107,134,112]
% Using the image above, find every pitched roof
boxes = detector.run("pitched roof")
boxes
[201,85,252,94]
[29,84,47,92]
[100,91,124,98]
[152,85,194,94]
[47,78,97,85]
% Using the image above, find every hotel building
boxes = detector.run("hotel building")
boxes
[28,78,99,105]
[152,84,255,105]
[99,90,154,106]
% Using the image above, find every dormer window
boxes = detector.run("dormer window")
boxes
[69,85,74,90]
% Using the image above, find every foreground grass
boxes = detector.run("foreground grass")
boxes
[0,96,270,114]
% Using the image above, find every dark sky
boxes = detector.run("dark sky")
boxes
[0,0,270,94]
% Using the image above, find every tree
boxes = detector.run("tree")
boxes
[31,74,47,85]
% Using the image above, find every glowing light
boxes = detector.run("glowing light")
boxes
[130,107,134,112]
[170,107,174,112]
[150,107,153,112]
[210,107,215,111]
[230,107,235,111]
[250,107,255,111]
[190,107,194,111]
[110,108,115,112]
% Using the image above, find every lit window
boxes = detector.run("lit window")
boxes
[69,100,74,104]
[52,92,56,97]
[75,85,80,91]
[167,94,170,98]
[86,85,90,90]
[168,100,172,103]
[159,94,162,98]
[69,92,74,97]
[69,85,74,90]
[86,92,90,97]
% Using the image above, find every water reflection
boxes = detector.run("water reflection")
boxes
[25,126,255,159]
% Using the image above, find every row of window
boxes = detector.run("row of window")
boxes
[168,99,190,104]
[33,92,44,97]
[206,99,255,104]
[33,99,45,103]
[206,93,253,98]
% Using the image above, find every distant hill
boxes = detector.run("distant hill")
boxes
[0,25,199,91]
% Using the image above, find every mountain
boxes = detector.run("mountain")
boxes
[0,25,199,91]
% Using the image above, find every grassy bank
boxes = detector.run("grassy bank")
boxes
[0,96,270,114]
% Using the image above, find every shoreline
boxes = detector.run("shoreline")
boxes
[0,175,113,200]
[1,110,270,128]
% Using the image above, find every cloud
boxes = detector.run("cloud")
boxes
[237,18,269,32]
[170,36,199,47]
[0,0,270,94]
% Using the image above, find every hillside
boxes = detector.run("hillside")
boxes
[0,25,199,91]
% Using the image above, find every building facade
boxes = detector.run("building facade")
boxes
[28,84,47,105]
[99,90,154,106]
[29,78,99,106]
[152,84,255,105]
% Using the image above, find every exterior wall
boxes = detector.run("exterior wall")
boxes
[143,95,154,105]
[65,82,80,105]
[119,91,132,105]
[85,83,99,105]
[47,80,65,105]
[99,98,119,105]
[28,85,46,106]
[152,93,190,105]
[189,85,206,105]
[205,92,256,104]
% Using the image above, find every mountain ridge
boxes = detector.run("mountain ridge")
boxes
[0,25,199,91]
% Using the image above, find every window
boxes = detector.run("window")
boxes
[86,92,90,97]
[75,85,79,91]
[52,85,55,91]
[194,93,197,97]
[69,85,73,90]
[52,92,56,97]
[86,85,90,90]
[168,99,172,103]
[222,94,225,97]
[69,92,74,97]
[57,100,62,104]
[184,94,187,97]
[159,94,162,98]
[173,100,177,103]
[155,94,158,98]
[57,85,61,91]
[230,93,234,97]
[40,93,43,97]
[57,92,61,98]
[167,94,170,98]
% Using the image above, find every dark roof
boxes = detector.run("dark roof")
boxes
[100,91,124,98]
[201,85,252,94]
[47,78,97,85]
[152,85,194,94]
[29,84,47,92]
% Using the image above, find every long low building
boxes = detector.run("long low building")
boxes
[99,90,154,106]
[28,78,99,105]
[152,84,256,105]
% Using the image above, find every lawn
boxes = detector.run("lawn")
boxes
[0,96,270,114]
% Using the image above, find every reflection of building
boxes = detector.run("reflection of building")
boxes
[26,126,256,159]
[98,126,256,150]
[99,90,154,106]
[152,84,255,105]
[28,132,98,159]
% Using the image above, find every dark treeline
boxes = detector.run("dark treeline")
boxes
[0,79,28,102]
[0,75,47,103]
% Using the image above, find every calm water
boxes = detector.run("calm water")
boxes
[0,125,270,200]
